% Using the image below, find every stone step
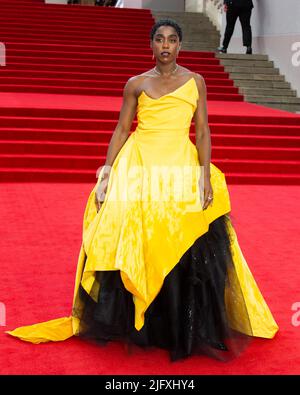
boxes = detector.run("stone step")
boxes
[228,73,285,81]
[245,95,300,104]
[215,40,300,112]
[155,17,214,25]
[181,25,220,35]
[153,17,211,23]
[225,66,280,74]
[255,103,300,112]
[233,80,291,89]
[182,46,218,51]
[225,66,279,75]
[183,39,219,44]
[184,38,219,43]
[164,17,213,23]
[153,15,213,21]
[184,27,219,33]
[183,42,220,47]
[182,37,216,46]
[220,59,274,68]
[183,33,220,39]
[153,11,208,18]
[182,42,218,47]
[154,15,211,21]
[153,19,214,29]
[216,53,269,61]
[152,16,215,26]
[156,20,214,28]
[240,87,297,96]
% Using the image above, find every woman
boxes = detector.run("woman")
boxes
[6,19,279,362]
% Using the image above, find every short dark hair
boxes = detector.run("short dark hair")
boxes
[150,19,183,42]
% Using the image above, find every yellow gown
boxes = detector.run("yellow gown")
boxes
[6,77,279,360]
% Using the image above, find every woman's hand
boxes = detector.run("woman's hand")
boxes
[95,173,110,212]
[200,176,214,210]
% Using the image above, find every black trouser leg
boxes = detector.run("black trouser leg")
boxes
[222,6,239,49]
[239,8,252,47]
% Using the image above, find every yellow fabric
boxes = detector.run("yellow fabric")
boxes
[225,221,279,338]
[6,77,279,343]
[6,316,73,344]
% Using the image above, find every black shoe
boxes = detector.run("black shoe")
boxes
[217,46,227,54]
[246,47,252,54]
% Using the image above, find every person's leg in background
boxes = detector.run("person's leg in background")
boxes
[218,5,239,53]
[239,7,253,54]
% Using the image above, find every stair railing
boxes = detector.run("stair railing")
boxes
[203,0,223,31]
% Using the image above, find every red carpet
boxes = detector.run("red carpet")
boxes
[1,182,299,374]
[0,0,300,375]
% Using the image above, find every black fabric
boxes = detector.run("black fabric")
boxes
[224,0,254,9]
[222,5,253,48]
[72,214,253,362]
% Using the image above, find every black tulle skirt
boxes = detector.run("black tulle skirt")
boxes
[72,213,253,362]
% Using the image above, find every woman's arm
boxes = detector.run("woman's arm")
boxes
[193,73,211,179]
[98,77,138,179]
[95,77,139,211]
[193,73,213,209]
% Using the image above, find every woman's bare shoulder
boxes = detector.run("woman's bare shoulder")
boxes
[124,72,155,98]
[180,67,204,82]
[190,71,205,86]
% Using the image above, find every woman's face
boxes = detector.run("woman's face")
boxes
[151,25,181,63]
